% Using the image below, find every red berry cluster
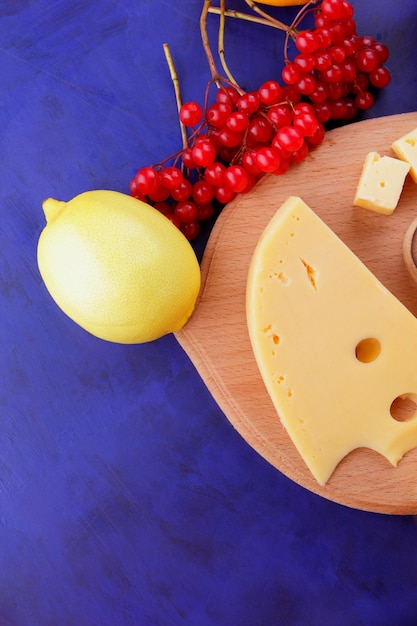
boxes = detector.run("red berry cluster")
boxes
[283,0,390,123]
[129,0,390,241]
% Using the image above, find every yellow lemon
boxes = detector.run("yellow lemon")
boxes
[37,190,201,343]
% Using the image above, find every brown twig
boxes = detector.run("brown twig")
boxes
[218,0,240,88]
[200,0,222,85]
[243,0,291,31]
[163,43,188,151]
[208,6,287,31]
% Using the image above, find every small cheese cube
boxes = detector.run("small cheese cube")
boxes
[392,127,417,183]
[353,151,410,215]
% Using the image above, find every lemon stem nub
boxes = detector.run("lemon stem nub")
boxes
[42,198,66,223]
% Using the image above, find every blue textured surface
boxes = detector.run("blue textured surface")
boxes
[1,1,417,625]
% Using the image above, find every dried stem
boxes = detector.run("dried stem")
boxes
[243,0,291,32]
[163,43,188,151]
[218,0,240,88]
[200,0,222,85]
[208,6,287,31]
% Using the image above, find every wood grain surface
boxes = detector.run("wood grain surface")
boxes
[176,112,417,515]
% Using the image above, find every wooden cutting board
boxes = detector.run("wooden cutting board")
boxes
[175,111,417,515]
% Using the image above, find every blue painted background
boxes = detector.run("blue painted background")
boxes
[1,1,417,624]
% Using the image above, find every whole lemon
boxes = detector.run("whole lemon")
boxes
[37,190,201,343]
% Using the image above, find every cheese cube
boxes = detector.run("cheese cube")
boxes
[353,151,410,215]
[392,127,417,183]
[247,197,417,485]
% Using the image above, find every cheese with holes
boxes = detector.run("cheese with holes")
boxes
[392,127,417,183]
[246,196,417,485]
[353,151,410,214]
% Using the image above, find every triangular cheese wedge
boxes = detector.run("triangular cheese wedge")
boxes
[246,196,417,485]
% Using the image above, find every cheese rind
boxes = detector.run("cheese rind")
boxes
[246,196,417,485]
[392,127,417,183]
[353,151,410,215]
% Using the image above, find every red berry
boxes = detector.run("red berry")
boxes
[293,102,316,116]
[147,183,170,203]
[282,63,301,85]
[313,101,332,123]
[160,166,184,190]
[181,220,201,241]
[226,111,250,133]
[134,167,160,196]
[204,161,226,187]
[216,86,239,106]
[267,103,293,128]
[309,82,329,104]
[224,165,249,193]
[206,102,233,128]
[154,201,173,216]
[192,180,215,205]
[294,53,316,73]
[241,150,263,175]
[373,42,389,64]
[369,66,391,88]
[330,98,348,119]
[341,60,357,82]
[217,146,239,164]
[179,101,203,127]
[355,90,374,110]
[171,179,193,202]
[247,116,273,145]
[217,127,244,148]
[181,147,197,169]
[296,30,320,54]
[340,0,354,20]
[290,141,309,164]
[165,214,181,229]
[327,81,345,100]
[275,126,304,153]
[196,203,214,221]
[306,122,325,147]
[314,50,333,72]
[214,185,236,204]
[341,98,358,120]
[255,146,281,173]
[355,48,379,73]
[273,158,290,176]
[321,0,345,21]
[293,112,319,137]
[241,172,257,194]
[352,73,369,94]
[271,134,293,159]
[258,80,283,106]
[129,179,146,201]
[192,138,217,167]
[297,74,317,95]
[315,28,333,50]
[321,64,343,83]
[174,200,198,223]
[236,91,260,115]
[330,45,346,63]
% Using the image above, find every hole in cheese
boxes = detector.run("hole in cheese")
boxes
[390,394,417,422]
[355,337,381,363]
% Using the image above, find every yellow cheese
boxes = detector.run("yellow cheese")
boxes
[392,127,417,183]
[353,151,410,215]
[246,196,417,485]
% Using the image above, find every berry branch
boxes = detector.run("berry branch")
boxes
[129,0,391,242]
[163,43,188,152]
